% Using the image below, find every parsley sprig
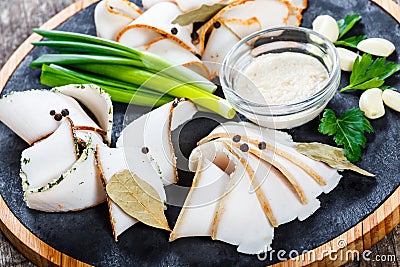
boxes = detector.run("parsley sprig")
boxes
[334,35,366,49]
[340,54,400,92]
[334,14,366,48]
[318,109,374,162]
[337,14,361,39]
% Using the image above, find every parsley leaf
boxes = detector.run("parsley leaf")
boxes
[318,108,373,162]
[334,14,364,49]
[340,54,400,92]
[337,14,362,39]
[334,35,366,48]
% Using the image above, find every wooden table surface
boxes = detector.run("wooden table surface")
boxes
[1,0,400,266]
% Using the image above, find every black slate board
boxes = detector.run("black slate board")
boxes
[1,1,400,266]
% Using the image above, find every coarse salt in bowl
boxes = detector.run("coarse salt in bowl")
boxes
[220,27,341,129]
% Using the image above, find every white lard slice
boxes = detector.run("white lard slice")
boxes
[107,0,143,18]
[247,153,320,224]
[96,146,166,241]
[248,142,323,204]
[209,121,294,146]
[170,158,229,241]
[266,143,342,193]
[286,2,303,26]
[142,0,175,10]
[212,152,274,254]
[117,2,198,54]
[188,141,235,174]
[137,38,209,78]
[94,0,138,40]
[286,0,308,10]
[20,118,77,192]
[202,22,240,78]
[189,141,274,253]
[0,90,100,145]
[53,84,113,145]
[207,122,342,192]
[25,133,106,212]
[220,0,289,39]
[117,100,197,185]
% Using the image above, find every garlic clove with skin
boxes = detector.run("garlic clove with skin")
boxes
[312,15,339,42]
[382,89,400,112]
[359,88,385,119]
[357,38,395,57]
[336,47,360,72]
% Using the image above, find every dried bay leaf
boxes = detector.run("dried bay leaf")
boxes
[295,142,375,177]
[106,169,171,231]
[172,3,228,26]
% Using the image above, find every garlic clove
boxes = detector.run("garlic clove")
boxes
[359,88,385,119]
[336,47,360,72]
[382,89,400,112]
[312,15,339,42]
[357,38,395,57]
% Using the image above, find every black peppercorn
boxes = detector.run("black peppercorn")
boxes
[232,135,241,143]
[258,141,267,150]
[50,110,56,116]
[61,108,69,117]
[213,21,221,28]
[239,143,249,152]
[171,27,178,35]
[191,31,199,40]
[141,147,149,154]
[54,113,62,121]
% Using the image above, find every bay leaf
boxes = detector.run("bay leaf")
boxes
[172,3,228,26]
[106,169,171,231]
[295,142,375,177]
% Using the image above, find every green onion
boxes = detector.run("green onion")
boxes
[31,54,214,98]
[30,54,146,69]
[32,56,235,117]
[46,64,141,92]
[73,64,235,118]
[41,64,173,107]
[33,29,141,54]
[33,29,217,94]
[32,41,138,59]
[31,29,236,118]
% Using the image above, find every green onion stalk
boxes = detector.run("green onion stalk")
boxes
[33,29,216,93]
[31,29,236,119]
[74,63,235,119]
[41,64,173,107]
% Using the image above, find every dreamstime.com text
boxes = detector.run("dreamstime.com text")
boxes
[257,239,397,263]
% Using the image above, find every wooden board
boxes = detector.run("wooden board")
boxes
[0,0,400,266]
[0,2,98,266]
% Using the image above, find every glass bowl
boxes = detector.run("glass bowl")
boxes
[220,26,340,129]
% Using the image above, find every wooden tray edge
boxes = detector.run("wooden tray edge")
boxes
[0,0,99,266]
[0,0,399,266]
[372,0,400,23]
[271,181,400,266]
